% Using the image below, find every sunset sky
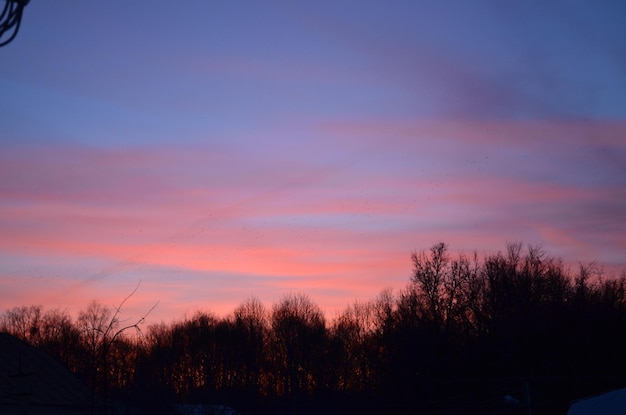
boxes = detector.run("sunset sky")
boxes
[1,1,625,324]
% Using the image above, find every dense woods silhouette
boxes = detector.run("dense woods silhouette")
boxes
[2,242,626,414]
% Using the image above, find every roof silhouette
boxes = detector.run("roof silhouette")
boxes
[0,332,90,414]
[568,387,626,415]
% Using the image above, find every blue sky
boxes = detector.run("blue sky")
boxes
[1,1,625,322]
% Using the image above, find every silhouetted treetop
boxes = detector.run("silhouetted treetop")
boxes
[2,241,625,415]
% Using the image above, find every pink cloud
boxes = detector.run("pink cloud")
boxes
[2,122,625,324]
[317,118,626,153]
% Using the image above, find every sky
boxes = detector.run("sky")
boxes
[1,1,625,324]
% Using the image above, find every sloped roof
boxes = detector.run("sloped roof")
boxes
[0,332,90,409]
[568,387,626,415]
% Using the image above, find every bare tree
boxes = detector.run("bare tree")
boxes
[271,293,326,411]
[77,281,158,414]
[0,305,43,343]
[332,299,377,394]
[232,297,268,396]
[411,242,465,331]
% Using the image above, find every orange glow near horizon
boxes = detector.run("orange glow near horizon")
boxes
[3,3,626,331]
[2,117,625,326]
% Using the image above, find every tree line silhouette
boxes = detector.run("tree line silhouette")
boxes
[2,242,626,414]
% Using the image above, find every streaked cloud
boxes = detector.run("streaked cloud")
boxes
[1,1,624,323]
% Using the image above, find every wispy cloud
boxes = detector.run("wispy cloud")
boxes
[2,118,625,322]
[2,2,625,323]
